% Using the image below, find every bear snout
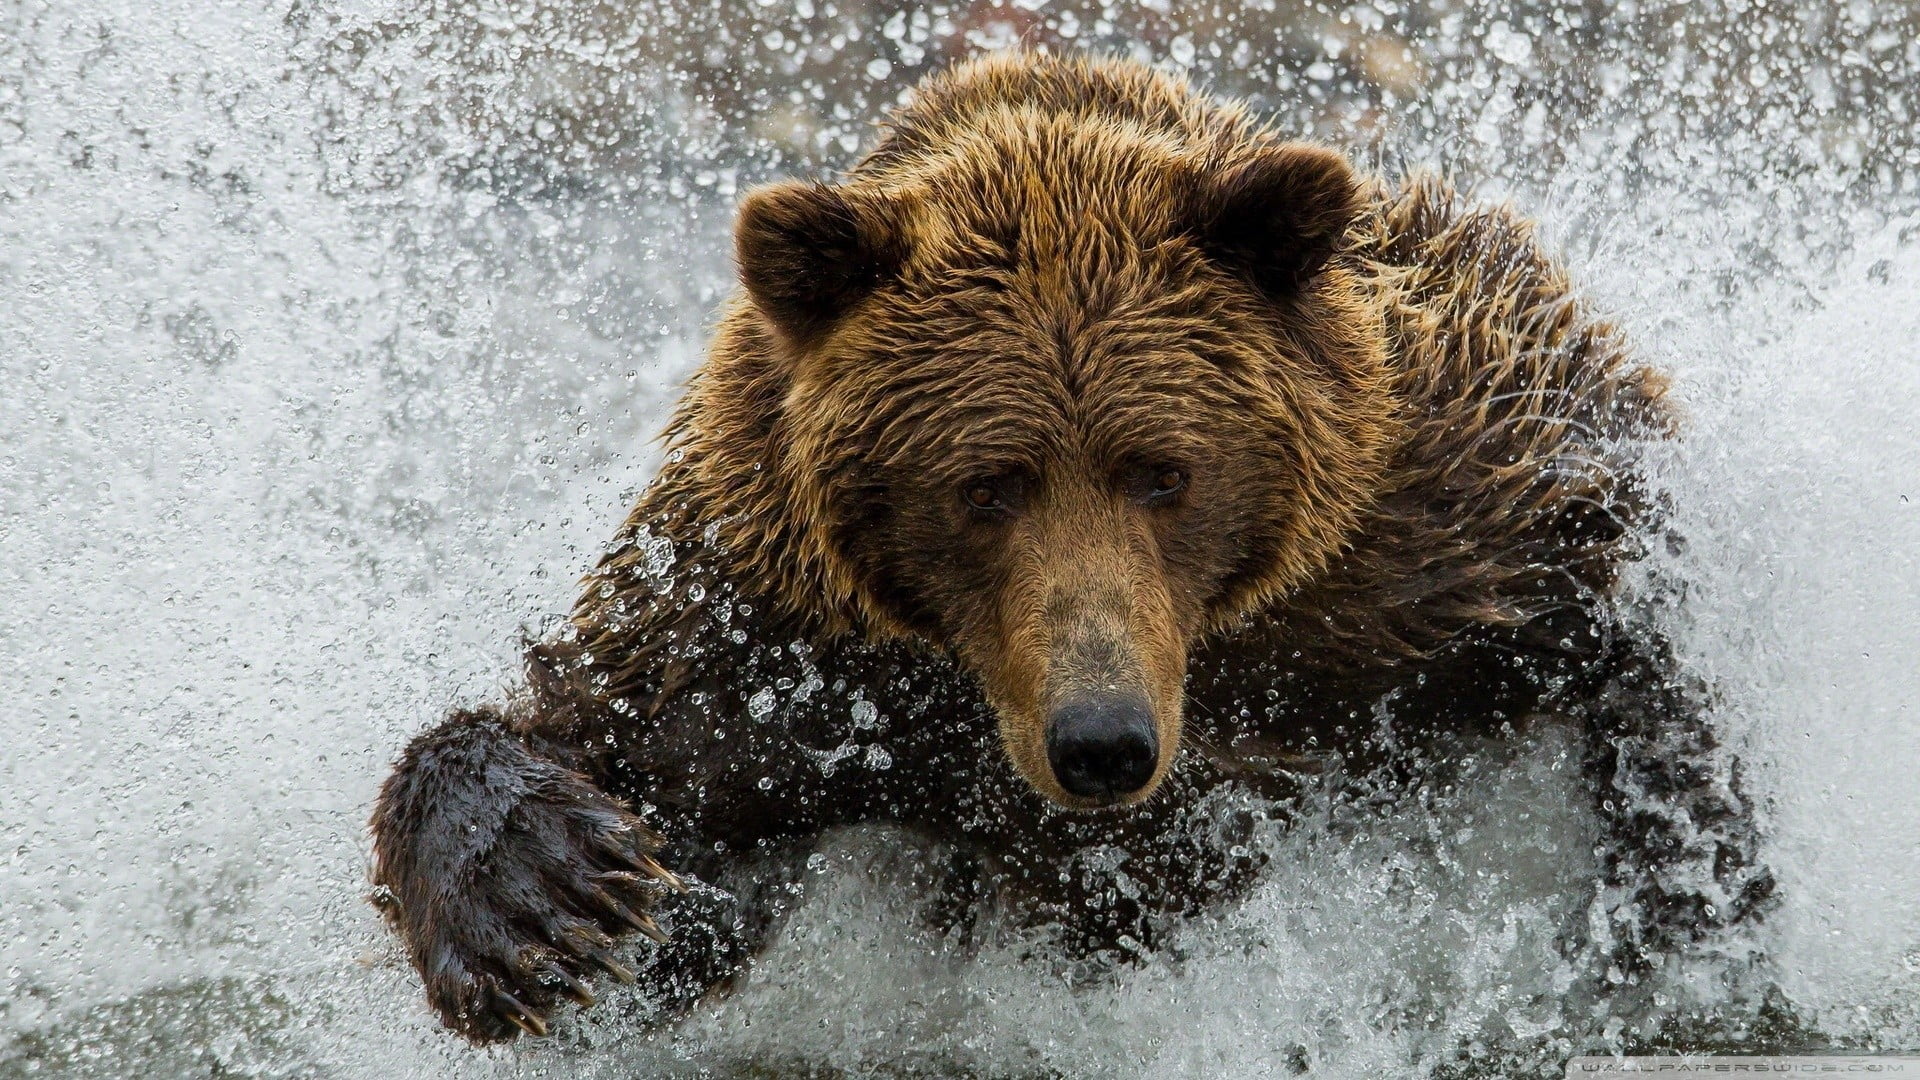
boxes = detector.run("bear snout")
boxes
[1044,691,1159,802]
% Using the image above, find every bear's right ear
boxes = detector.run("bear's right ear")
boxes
[1184,143,1362,300]
[735,180,907,346]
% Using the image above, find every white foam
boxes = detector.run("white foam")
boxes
[1647,230,1920,1048]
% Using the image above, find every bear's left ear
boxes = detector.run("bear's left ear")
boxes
[735,180,908,346]
[1184,144,1362,299]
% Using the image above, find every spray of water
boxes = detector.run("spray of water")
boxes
[3,2,1916,1076]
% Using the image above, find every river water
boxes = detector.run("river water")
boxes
[2,2,1917,1076]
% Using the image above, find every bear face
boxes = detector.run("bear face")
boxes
[726,104,1406,809]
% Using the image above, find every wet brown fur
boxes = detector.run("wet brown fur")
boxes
[370,54,1766,1047]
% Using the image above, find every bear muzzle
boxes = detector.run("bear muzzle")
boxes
[1044,690,1159,802]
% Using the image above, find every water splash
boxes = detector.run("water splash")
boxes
[3,1,1916,1076]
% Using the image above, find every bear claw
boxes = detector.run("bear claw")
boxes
[539,965,595,1007]
[491,990,549,1037]
[611,847,685,891]
[585,947,636,984]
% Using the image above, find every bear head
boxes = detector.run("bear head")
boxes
[710,64,1403,809]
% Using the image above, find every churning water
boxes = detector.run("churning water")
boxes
[2,2,1916,1077]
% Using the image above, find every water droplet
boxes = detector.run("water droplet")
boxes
[1483,21,1534,66]
[747,687,777,719]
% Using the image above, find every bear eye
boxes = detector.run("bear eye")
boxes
[1147,467,1186,501]
[963,481,1004,512]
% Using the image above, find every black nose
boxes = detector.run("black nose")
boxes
[1045,692,1159,800]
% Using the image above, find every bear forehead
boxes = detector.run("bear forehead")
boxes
[818,275,1267,407]
[845,393,1233,482]
[795,186,1300,472]
[797,315,1272,481]
[884,106,1202,268]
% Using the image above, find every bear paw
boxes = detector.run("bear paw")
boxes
[371,713,684,1042]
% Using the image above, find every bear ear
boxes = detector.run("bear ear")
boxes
[735,180,907,345]
[1185,144,1362,299]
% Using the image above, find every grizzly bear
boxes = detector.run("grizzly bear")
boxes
[369,53,1772,1043]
